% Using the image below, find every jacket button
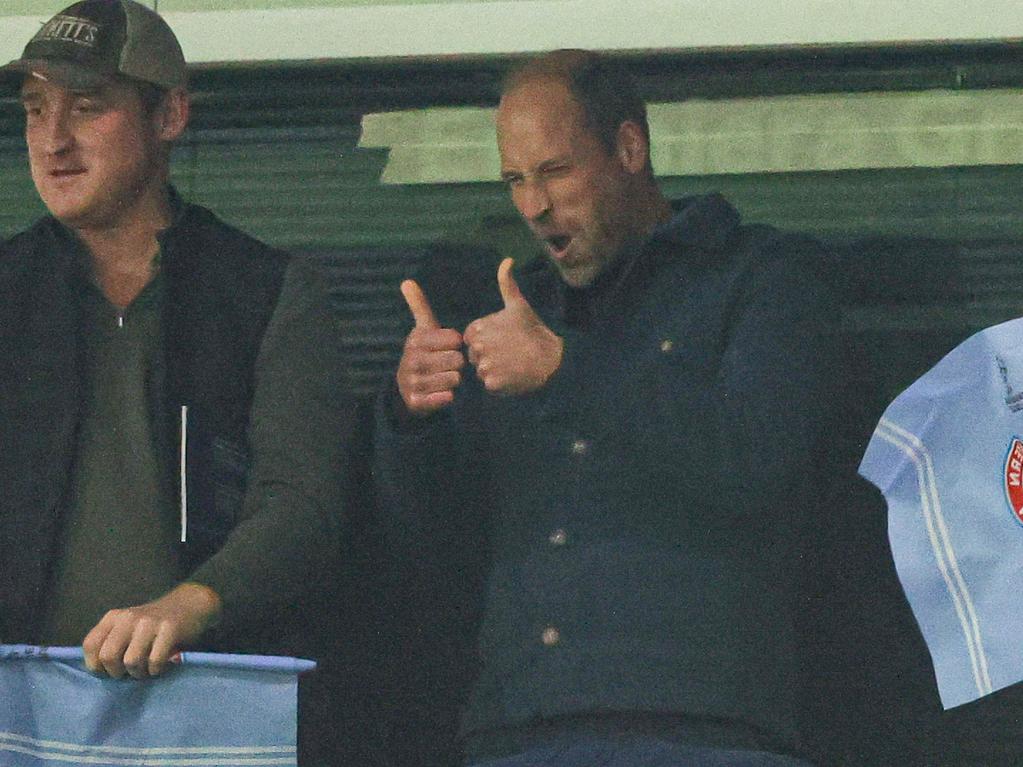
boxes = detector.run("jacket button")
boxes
[541,626,561,646]
[570,439,589,456]
[660,338,674,353]
[548,528,568,546]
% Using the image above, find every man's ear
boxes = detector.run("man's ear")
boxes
[154,87,190,142]
[615,120,649,175]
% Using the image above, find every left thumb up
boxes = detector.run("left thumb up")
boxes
[497,258,524,307]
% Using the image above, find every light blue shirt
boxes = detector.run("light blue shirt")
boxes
[860,316,1023,708]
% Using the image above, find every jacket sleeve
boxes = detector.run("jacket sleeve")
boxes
[677,238,846,532]
[373,384,489,542]
[188,257,356,631]
[706,237,846,513]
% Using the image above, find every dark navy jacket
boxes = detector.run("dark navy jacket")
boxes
[375,194,845,755]
[0,197,287,642]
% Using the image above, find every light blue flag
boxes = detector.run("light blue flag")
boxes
[0,644,314,766]
[859,316,1023,709]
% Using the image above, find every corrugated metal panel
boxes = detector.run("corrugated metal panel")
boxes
[0,141,44,235]
[660,166,1023,241]
[305,248,420,398]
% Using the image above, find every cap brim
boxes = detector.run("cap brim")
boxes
[1,58,112,91]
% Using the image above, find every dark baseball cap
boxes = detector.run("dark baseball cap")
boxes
[3,0,186,90]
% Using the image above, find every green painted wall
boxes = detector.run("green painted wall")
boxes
[0,0,516,14]
[0,2,63,14]
[158,0,509,9]
[360,90,1023,185]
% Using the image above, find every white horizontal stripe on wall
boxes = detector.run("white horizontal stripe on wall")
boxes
[359,88,1023,184]
[2,1,1022,64]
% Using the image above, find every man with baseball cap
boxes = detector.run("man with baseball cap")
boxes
[4,0,187,91]
[0,0,345,683]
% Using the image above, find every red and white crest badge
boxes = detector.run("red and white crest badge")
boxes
[1004,437,1023,525]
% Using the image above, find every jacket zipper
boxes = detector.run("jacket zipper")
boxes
[180,404,188,543]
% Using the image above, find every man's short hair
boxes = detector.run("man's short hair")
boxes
[137,81,170,118]
[501,49,650,158]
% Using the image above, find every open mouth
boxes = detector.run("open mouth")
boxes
[545,234,571,256]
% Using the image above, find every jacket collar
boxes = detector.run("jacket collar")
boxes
[155,185,188,252]
[41,184,185,278]
[549,193,742,327]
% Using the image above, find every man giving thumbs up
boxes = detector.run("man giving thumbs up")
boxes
[376,49,846,767]
[399,257,562,408]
